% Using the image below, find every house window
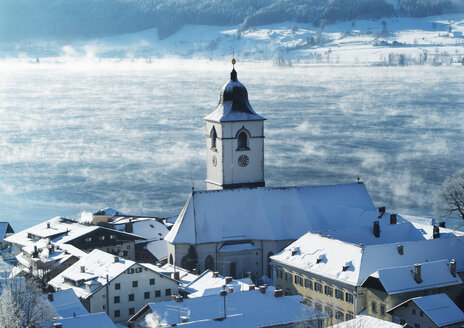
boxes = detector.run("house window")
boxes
[114,310,120,318]
[380,304,386,315]
[346,312,354,321]
[314,282,322,293]
[414,324,420,328]
[150,278,155,285]
[144,292,150,299]
[304,297,313,307]
[345,292,354,303]
[412,309,416,315]
[99,235,105,241]
[335,289,344,300]
[165,288,171,296]
[276,267,283,279]
[128,294,134,301]
[420,310,424,317]
[115,283,120,290]
[155,290,161,298]
[315,302,323,312]
[371,301,377,313]
[129,308,135,315]
[324,285,333,296]
[325,305,333,318]
[132,281,138,288]
[400,319,406,325]
[110,235,116,240]
[85,237,92,243]
[304,279,312,289]
[114,296,120,304]
[285,272,292,282]
[335,310,344,321]
[294,275,303,286]
[237,131,249,151]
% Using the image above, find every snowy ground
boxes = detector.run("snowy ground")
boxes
[2,13,464,65]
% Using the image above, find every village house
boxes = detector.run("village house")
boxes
[388,294,464,328]
[5,216,145,260]
[48,249,179,323]
[128,286,327,328]
[362,259,462,321]
[271,231,464,325]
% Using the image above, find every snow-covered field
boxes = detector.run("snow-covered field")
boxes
[2,13,464,65]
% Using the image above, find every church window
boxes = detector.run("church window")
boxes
[169,254,173,265]
[205,255,215,271]
[266,252,273,278]
[229,262,237,278]
[236,129,250,151]
[210,127,217,150]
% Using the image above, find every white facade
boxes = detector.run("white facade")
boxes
[206,120,264,190]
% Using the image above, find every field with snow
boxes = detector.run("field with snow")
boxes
[2,13,464,66]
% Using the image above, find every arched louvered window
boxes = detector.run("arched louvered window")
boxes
[236,131,250,151]
[211,127,217,150]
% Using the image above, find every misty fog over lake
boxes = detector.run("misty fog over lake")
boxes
[1,60,463,231]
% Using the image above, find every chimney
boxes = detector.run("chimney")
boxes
[397,245,404,255]
[450,259,457,277]
[378,207,386,218]
[439,221,446,228]
[373,221,380,238]
[248,284,255,291]
[53,324,62,328]
[259,285,266,294]
[171,295,177,301]
[274,289,283,298]
[414,264,422,283]
[433,226,440,239]
[220,289,227,296]
[114,256,119,263]
[180,316,189,323]
[225,276,232,284]
[212,271,219,278]
[172,271,180,280]
[228,287,234,293]
[80,266,85,273]
[48,293,54,302]
[47,222,51,229]
[176,295,183,303]
[291,246,300,256]
[390,214,397,225]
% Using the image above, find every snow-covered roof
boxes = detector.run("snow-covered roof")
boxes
[271,232,464,286]
[37,312,117,328]
[204,70,265,123]
[155,263,199,287]
[49,249,174,299]
[389,294,464,327]
[0,222,14,242]
[166,183,379,244]
[328,315,403,328]
[130,288,326,326]
[363,259,462,294]
[42,289,89,318]
[185,270,252,298]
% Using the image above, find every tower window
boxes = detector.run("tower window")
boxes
[210,127,217,150]
[237,131,250,151]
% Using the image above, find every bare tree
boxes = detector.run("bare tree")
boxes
[439,168,464,221]
[0,275,56,328]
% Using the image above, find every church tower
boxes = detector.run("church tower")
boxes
[204,61,266,190]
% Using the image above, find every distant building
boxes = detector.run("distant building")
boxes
[388,294,464,328]
[128,287,327,328]
[0,222,14,250]
[5,216,144,260]
[49,249,179,323]
[328,314,403,328]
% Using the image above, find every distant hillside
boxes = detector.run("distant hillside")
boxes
[1,0,463,42]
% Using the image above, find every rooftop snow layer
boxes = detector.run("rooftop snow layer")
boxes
[42,289,89,318]
[185,270,252,298]
[365,259,462,294]
[328,315,403,328]
[272,232,464,286]
[390,294,464,327]
[37,312,117,328]
[165,183,378,244]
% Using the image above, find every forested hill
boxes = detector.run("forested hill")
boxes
[1,0,463,42]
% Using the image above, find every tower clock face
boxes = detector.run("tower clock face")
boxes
[212,155,217,167]
[238,154,249,167]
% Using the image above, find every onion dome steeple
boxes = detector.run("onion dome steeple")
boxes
[204,59,265,122]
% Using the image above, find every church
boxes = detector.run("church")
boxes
[164,62,414,281]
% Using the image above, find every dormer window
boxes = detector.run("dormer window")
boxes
[210,127,217,150]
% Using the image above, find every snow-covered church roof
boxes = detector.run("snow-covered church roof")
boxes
[204,68,265,122]
[165,183,378,244]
